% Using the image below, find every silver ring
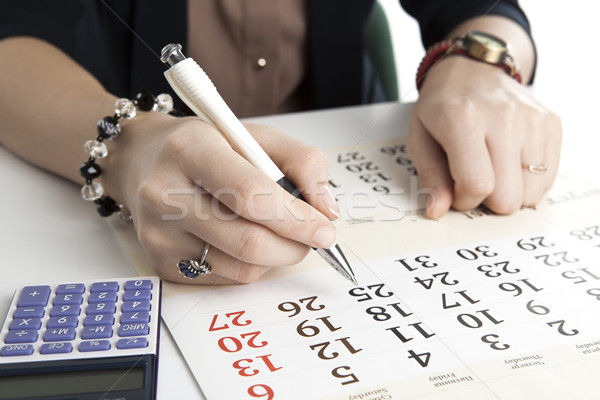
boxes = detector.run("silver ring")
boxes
[177,243,212,279]
[524,164,548,174]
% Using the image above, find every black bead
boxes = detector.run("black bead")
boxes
[97,116,121,139]
[79,161,102,180]
[136,91,155,111]
[95,196,119,217]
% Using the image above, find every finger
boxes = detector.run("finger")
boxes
[482,126,523,214]
[521,110,562,206]
[169,120,337,249]
[431,112,495,211]
[142,228,273,285]
[173,185,311,267]
[247,123,340,220]
[407,116,453,219]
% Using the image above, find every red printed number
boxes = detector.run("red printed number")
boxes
[209,311,251,331]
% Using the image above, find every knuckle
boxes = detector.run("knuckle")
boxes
[236,225,267,263]
[457,177,494,199]
[137,226,164,253]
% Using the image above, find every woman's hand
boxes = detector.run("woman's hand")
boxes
[102,113,340,284]
[407,56,562,219]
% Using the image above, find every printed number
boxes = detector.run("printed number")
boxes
[481,334,510,350]
[217,331,267,353]
[587,288,600,300]
[366,302,412,321]
[359,172,391,183]
[309,337,362,360]
[457,245,498,261]
[570,225,600,240]
[380,144,407,155]
[477,261,520,277]
[526,300,550,315]
[396,255,438,271]
[457,310,504,329]
[332,366,360,385]
[547,320,579,336]
[499,278,543,297]
[561,268,600,284]
[408,350,431,368]
[346,161,378,173]
[386,323,435,343]
[516,236,555,251]
[209,311,251,332]
[296,316,341,337]
[348,284,393,302]
[248,384,274,400]
[232,354,282,377]
[337,152,365,163]
[414,272,458,289]
[534,251,580,267]
[441,290,480,309]
[277,296,325,317]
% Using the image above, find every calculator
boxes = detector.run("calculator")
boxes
[0,276,161,400]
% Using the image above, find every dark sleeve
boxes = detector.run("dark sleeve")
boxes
[0,1,82,55]
[399,0,531,47]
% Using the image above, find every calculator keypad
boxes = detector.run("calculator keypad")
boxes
[0,277,160,360]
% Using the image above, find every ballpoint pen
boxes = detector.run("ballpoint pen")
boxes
[160,43,357,286]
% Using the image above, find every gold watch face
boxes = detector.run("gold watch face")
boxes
[465,31,508,63]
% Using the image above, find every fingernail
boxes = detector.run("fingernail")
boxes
[312,225,337,248]
[320,184,341,220]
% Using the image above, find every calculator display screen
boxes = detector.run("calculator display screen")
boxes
[0,367,144,399]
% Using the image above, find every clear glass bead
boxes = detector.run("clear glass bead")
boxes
[156,93,174,113]
[84,139,108,158]
[118,207,132,222]
[114,98,136,119]
[81,182,104,201]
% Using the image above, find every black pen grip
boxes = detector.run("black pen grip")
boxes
[277,176,306,202]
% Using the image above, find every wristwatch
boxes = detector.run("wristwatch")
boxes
[416,30,522,91]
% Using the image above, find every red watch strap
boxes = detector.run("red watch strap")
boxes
[416,38,522,92]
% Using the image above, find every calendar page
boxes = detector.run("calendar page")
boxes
[110,138,600,400]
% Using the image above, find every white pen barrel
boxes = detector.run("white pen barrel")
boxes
[164,58,284,182]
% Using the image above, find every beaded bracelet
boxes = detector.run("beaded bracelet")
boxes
[79,91,174,220]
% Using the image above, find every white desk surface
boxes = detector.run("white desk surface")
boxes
[0,99,597,399]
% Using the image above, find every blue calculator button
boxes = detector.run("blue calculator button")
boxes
[5,330,38,343]
[88,292,118,304]
[40,342,73,355]
[56,283,85,294]
[122,300,151,313]
[43,327,76,342]
[84,314,115,327]
[9,318,42,331]
[117,337,149,350]
[13,307,45,319]
[121,311,150,324]
[124,280,153,291]
[50,305,81,317]
[81,326,113,339]
[119,323,149,337]
[1,344,34,356]
[86,302,116,315]
[79,340,111,352]
[90,281,119,293]
[53,293,83,305]
[47,316,79,329]
[123,290,152,301]
[17,286,51,307]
